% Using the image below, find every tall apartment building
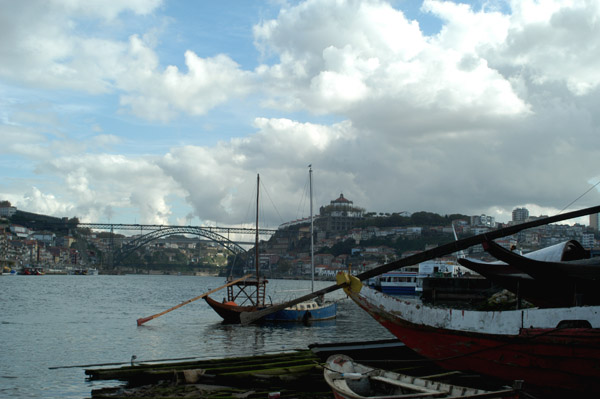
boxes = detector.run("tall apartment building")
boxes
[512,207,529,223]
[590,213,599,231]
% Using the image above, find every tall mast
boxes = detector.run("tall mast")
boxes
[255,174,260,305]
[310,165,314,293]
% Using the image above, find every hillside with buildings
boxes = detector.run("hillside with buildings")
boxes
[1,197,599,276]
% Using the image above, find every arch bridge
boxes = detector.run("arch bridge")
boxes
[76,223,277,268]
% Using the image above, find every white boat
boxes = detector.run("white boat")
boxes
[369,271,424,295]
[1,267,17,275]
[324,354,518,399]
[70,268,99,275]
[369,260,462,296]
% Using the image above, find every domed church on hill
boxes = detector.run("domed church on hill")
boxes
[316,193,365,233]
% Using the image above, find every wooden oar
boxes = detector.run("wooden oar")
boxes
[240,204,600,325]
[137,274,252,326]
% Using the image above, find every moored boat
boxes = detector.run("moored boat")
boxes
[204,276,268,323]
[2,266,17,275]
[205,170,336,324]
[22,266,44,275]
[70,268,99,275]
[369,271,424,295]
[340,279,600,396]
[263,297,337,322]
[262,166,337,322]
[323,354,519,399]
[458,240,600,307]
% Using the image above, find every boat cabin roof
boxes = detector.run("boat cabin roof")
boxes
[287,301,319,311]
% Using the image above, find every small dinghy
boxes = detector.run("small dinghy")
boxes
[323,354,519,399]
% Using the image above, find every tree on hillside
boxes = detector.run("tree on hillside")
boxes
[318,238,355,257]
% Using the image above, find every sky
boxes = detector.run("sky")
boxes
[1,0,600,230]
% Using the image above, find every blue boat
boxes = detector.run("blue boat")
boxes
[206,169,337,324]
[262,166,337,323]
[262,298,337,322]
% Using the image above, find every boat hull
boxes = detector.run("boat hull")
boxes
[348,285,600,395]
[205,295,336,323]
[204,296,260,324]
[263,302,337,322]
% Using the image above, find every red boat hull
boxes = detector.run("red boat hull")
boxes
[350,287,600,395]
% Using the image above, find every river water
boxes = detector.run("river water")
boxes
[0,275,394,398]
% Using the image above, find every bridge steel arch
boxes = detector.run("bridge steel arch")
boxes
[113,226,249,267]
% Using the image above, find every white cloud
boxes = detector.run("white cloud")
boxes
[2,0,600,228]
[119,45,254,121]
[489,0,600,95]
[0,1,253,121]
[254,0,530,137]
[19,187,75,216]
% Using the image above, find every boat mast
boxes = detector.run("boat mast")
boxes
[255,173,260,306]
[310,165,314,293]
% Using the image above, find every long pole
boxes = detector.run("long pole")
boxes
[310,165,314,293]
[136,274,252,325]
[255,173,260,306]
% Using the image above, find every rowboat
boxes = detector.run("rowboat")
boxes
[340,279,600,396]
[323,354,519,399]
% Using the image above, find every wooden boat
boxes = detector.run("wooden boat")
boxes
[204,174,270,323]
[205,171,336,323]
[458,240,600,307]
[340,280,600,396]
[203,277,268,324]
[456,257,566,307]
[324,354,519,399]
[482,239,600,281]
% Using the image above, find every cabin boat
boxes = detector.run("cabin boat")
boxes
[369,271,424,295]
